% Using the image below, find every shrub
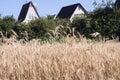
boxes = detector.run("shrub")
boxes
[0,16,15,37]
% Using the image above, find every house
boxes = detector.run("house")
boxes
[56,3,87,21]
[18,1,40,23]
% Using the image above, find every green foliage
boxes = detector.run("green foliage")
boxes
[91,5,120,39]
[90,7,116,37]
[71,0,120,40]
[13,22,28,40]
[0,16,15,37]
[27,18,51,40]
[15,17,69,41]
[71,17,91,37]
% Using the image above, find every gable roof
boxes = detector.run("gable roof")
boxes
[18,1,40,22]
[56,3,87,19]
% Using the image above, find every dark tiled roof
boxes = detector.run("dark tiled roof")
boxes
[18,1,40,22]
[57,3,87,19]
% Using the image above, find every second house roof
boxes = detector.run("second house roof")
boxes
[56,3,87,19]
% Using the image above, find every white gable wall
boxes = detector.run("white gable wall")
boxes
[23,4,39,23]
[70,6,85,21]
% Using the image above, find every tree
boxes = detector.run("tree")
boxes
[114,0,120,8]
[0,15,15,37]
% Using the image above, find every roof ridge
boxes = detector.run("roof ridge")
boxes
[62,3,80,8]
[30,2,40,18]
[56,3,87,20]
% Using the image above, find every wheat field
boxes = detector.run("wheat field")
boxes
[0,40,120,80]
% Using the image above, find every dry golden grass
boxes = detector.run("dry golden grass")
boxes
[0,40,120,80]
